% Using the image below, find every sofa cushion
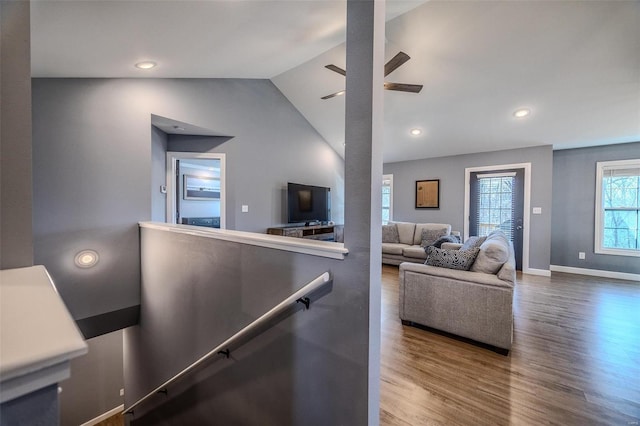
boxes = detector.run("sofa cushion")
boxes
[425,246,480,271]
[382,243,406,255]
[497,242,516,284]
[413,223,451,245]
[403,245,428,260]
[461,235,487,251]
[390,221,417,245]
[382,223,400,243]
[470,231,510,274]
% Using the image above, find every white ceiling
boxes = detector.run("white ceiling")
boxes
[31,1,640,163]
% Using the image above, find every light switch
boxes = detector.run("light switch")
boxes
[532,207,542,215]
[242,205,249,213]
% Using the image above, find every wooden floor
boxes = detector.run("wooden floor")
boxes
[104,266,639,425]
[95,412,124,426]
[380,264,640,425]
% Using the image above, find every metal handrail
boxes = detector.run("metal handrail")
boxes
[124,271,332,415]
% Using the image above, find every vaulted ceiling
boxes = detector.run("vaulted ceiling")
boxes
[31,0,640,162]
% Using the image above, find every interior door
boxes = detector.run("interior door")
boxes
[166,152,226,229]
[175,159,181,223]
[469,168,524,269]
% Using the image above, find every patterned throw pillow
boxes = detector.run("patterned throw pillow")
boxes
[461,235,487,251]
[425,246,480,271]
[382,224,400,243]
[420,228,448,247]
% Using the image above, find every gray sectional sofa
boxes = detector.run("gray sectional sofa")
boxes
[382,221,458,265]
[398,230,516,352]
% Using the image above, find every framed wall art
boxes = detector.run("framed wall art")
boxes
[415,179,439,209]
[183,175,220,200]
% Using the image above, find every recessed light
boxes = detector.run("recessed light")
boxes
[74,249,99,268]
[173,125,185,131]
[513,108,531,118]
[135,61,157,70]
[410,128,422,136]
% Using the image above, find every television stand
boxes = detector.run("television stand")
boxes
[267,224,338,242]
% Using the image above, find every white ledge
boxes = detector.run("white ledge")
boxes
[139,222,349,260]
[0,266,88,403]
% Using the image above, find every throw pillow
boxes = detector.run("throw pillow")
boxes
[470,237,510,274]
[425,246,480,271]
[420,228,448,247]
[461,235,487,251]
[382,223,400,243]
[429,235,459,249]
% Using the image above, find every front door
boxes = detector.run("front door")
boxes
[469,168,525,270]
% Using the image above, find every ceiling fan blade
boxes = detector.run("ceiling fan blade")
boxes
[325,64,346,76]
[321,90,346,100]
[384,52,410,77]
[383,83,423,93]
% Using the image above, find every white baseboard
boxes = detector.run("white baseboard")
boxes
[550,265,640,282]
[80,404,123,426]
[523,268,551,277]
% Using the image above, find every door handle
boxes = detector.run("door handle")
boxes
[517,225,523,230]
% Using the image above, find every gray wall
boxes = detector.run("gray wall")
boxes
[32,78,345,424]
[384,145,554,271]
[0,0,33,269]
[151,126,168,222]
[32,78,344,328]
[0,3,55,423]
[0,385,59,426]
[126,6,381,423]
[125,228,370,426]
[60,330,124,426]
[167,133,345,229]
[552,142,640,274]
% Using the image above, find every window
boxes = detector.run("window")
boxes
[382,175,393,224]
[475,172,516,240]
[595,159,640,257]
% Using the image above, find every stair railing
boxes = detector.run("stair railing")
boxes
[124,271,332,416]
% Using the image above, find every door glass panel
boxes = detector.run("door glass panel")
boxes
[476,175,515,240]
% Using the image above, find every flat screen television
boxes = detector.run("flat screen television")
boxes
[287,182,331,225]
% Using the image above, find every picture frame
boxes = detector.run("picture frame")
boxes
[183,175,220,200]
[415,179,440,209]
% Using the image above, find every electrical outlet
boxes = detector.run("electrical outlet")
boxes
[578,252,586,260]
[241,205,249,213]
[120,388,124,397]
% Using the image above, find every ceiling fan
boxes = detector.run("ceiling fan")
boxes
[321,51,423,100]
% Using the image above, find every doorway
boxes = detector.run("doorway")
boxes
[166,152,226,229]
[464,163,531,271]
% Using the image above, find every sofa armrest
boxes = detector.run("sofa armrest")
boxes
[399,262,514,289]
[441,242,463,250]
